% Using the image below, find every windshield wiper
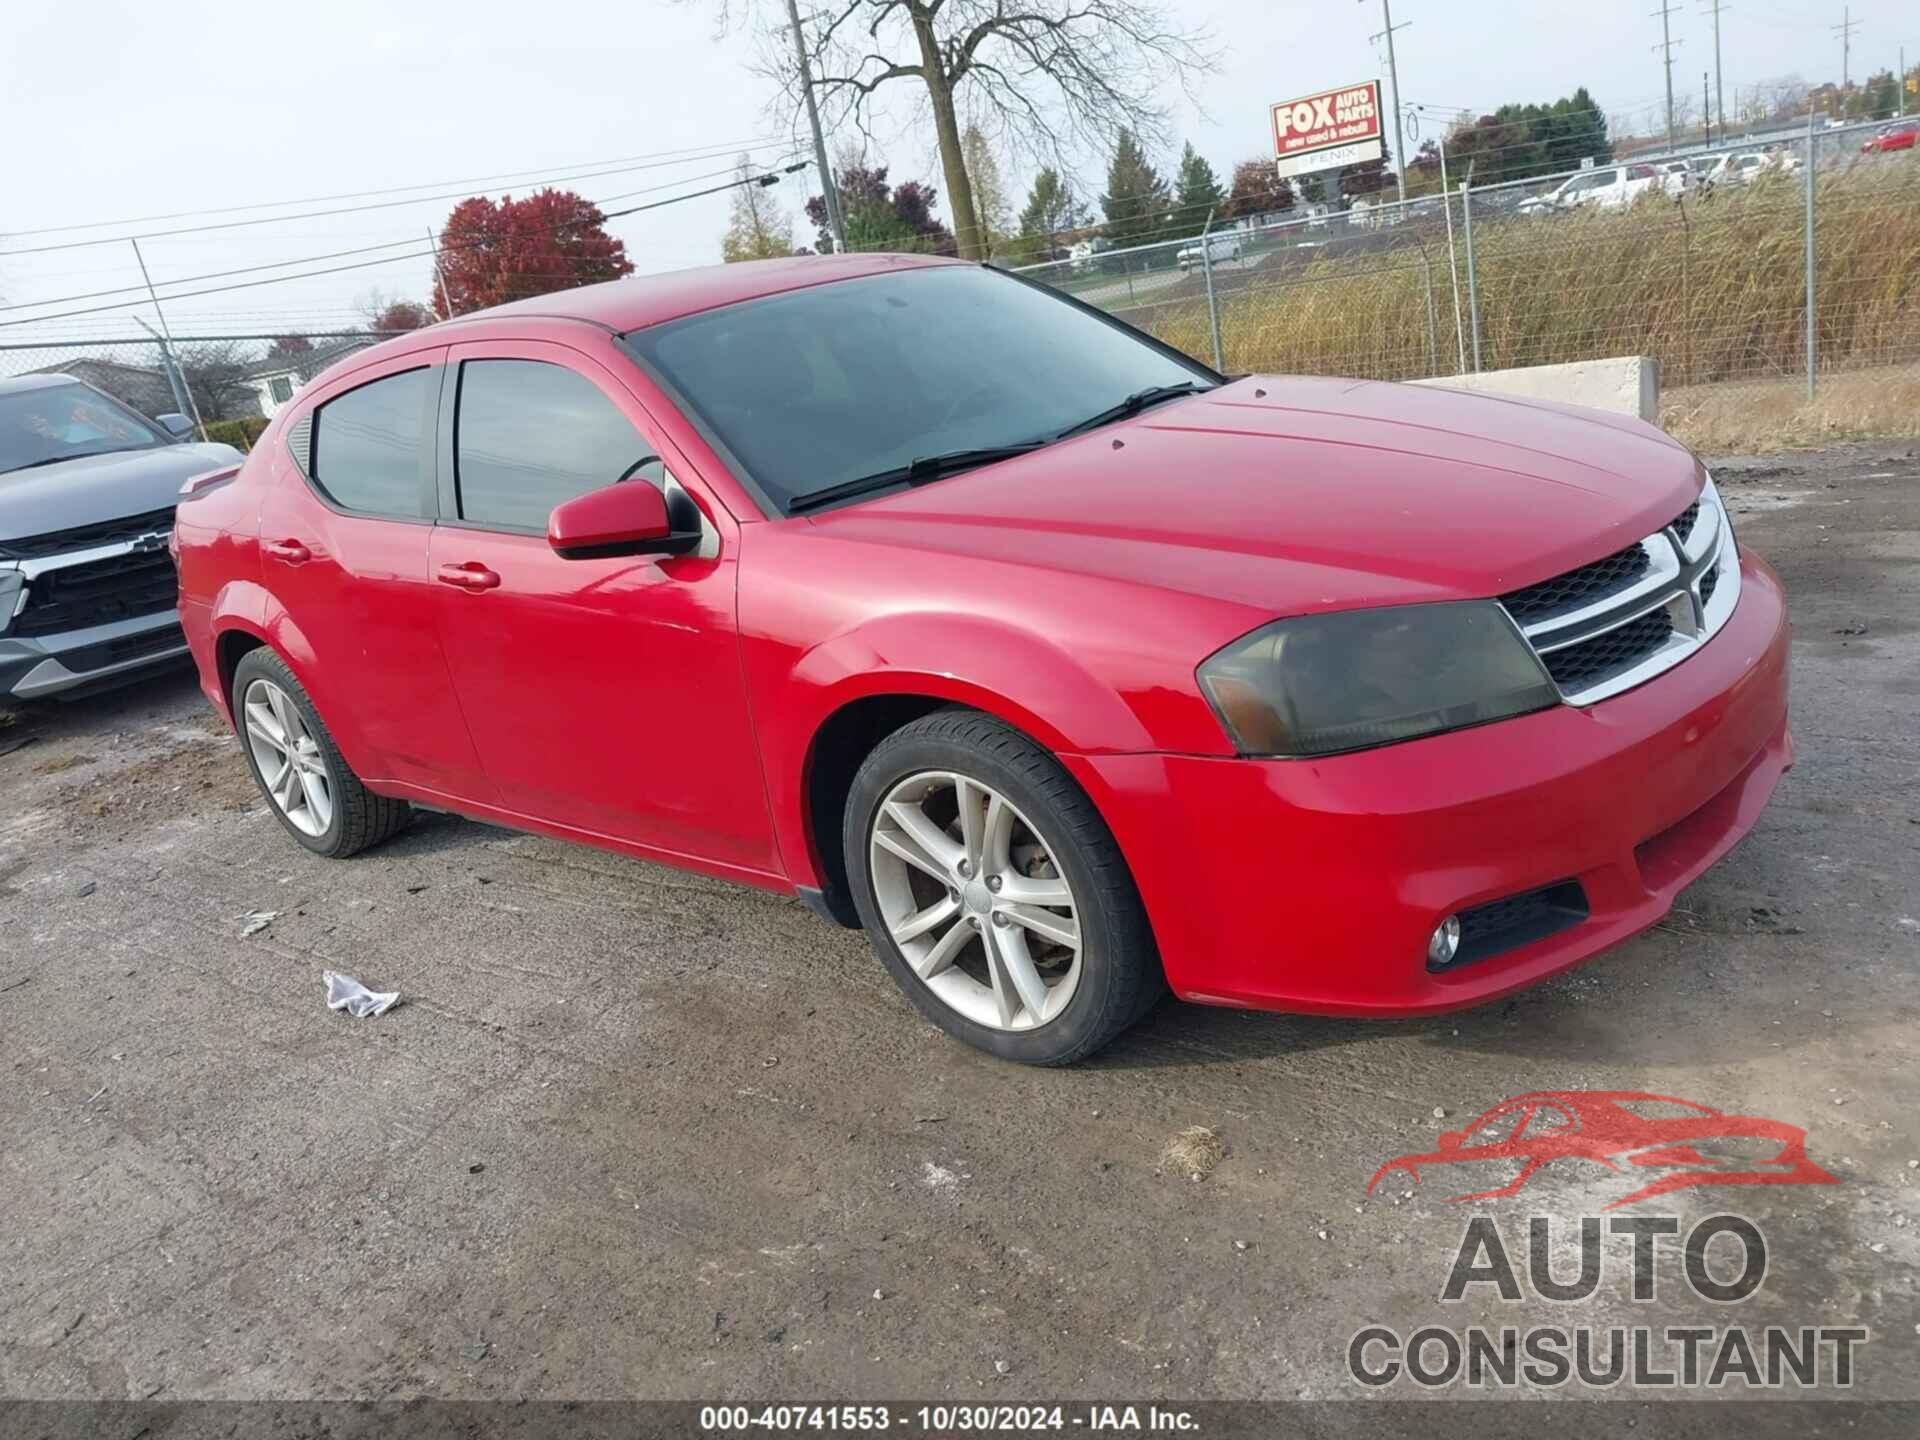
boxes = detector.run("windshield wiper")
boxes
[788,441,1048,514]
[3,456,90,474]
[1053,381,1212,440]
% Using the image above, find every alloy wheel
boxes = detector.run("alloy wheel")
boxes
[868,770,1082,1031]
[242,678,335,838]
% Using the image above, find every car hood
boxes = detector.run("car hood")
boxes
[0,442,243,542]
[803,375,1703,617]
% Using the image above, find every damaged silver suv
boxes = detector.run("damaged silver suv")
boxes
[1,374,240,701]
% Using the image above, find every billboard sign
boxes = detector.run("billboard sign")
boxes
[1270,80,1385,180]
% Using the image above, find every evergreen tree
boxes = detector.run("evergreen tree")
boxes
[1101,130,1169,250]
[1168,143,1225,240]
[1010,168,1088,265]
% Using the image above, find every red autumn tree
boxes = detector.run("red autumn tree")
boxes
[1224,159,1294,221]
[432,189,634,318]
[373,300,434,332]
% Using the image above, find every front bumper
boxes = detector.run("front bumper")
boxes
[0,609,189,700]
[1065,550,1793,1017]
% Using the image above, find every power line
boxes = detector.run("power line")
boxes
[0,159,780,316]
[0,163,809,330]
[0,141,798,258]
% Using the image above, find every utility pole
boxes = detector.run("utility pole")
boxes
[1704,70,1712,145]
[1901,46,1907,118]
[426,228,456,318]
[1362,0,1412,204]
[1700,0,1726,137]
[1832,6,1859,93]
[1652,2,1683,150]
[783,0,845,252]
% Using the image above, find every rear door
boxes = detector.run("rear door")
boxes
[426,340,777,875]
[259,349,495,799]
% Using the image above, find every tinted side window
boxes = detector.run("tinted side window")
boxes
[455,360,653,530]
[311,368,430,518]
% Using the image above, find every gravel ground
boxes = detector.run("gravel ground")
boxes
[1,442,1916,1418]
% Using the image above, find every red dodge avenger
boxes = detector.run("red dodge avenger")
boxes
[174,255,1791,1064]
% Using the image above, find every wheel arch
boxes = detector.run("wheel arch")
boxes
[207,585,375,774]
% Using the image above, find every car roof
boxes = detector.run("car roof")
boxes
[0,372,86,395]
[440,251,962,335]
[299,252,971,386]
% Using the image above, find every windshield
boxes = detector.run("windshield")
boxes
[1,382,168,477]
[622,265,1212,511]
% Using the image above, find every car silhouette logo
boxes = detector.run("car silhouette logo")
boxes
[1366,1090,1839,1211]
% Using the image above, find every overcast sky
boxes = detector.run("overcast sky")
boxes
[3,0,1913,344]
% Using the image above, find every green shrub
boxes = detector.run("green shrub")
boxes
[202,416,271,451]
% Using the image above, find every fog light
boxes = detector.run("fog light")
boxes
[1427,915,1462,968]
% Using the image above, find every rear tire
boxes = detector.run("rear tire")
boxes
[844,709,1163,1065]
[231,648,409,858]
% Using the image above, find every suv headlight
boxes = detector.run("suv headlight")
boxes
[1197,601,1560,758]
[0,565,21,636]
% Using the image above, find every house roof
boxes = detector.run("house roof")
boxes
[243,335,382,381]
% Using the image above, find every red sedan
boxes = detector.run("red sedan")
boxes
[1862,121,1918,154]
[173,255,1791,1064]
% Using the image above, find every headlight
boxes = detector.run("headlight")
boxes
[1197,601,1560,758]
[0,565,21,636]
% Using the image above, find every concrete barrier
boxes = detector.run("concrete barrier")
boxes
[1410,356,1661,423]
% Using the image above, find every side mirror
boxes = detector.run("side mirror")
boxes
[157,413,194,439]
[548,481,701,561]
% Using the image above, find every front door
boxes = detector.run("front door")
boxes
[427,342,777,876]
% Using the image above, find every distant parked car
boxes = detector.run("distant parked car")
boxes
[1654,159,1695,198]
[1703,151,1795,190]
[1862,121,1919,154]
[1176,232,1241,270]
[1,375,241,701]
[1517,164,1663,216]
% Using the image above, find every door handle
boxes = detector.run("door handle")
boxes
[436,561,501,591]
[264,539,311,565]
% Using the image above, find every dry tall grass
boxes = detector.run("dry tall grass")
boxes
[1102,161,1920,451]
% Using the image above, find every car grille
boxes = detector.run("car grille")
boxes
[1501,542,1651,625]
[13,550,179,637]
[0,507,175,561]
[1498,483,1740,706]
[1539,606,1676,691]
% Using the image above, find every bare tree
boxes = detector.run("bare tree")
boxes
[176,340,260,423]
[704,1,1213,261]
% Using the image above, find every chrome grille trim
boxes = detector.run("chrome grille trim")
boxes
[1500,479,1740,707]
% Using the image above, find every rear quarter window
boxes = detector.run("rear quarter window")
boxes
[309,368,432,518]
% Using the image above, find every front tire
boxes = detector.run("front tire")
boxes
[844,710,1163,1065]
[231,648,409,858]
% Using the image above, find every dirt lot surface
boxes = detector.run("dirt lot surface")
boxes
[2,443,1916,1423]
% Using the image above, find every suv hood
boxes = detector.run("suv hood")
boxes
[0,442,243,543]
[804,375,1702,616]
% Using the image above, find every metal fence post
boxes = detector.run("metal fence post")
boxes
[1441,185,1468,375]
[1199,207,1225,372]
[1804,109,1818,400]
[135,317,193,423]
[1414,238,1440,376]
[1460,179,1484,373]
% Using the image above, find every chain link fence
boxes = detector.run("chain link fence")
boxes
[0,332,405,446]
[1016,116,1920,451]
